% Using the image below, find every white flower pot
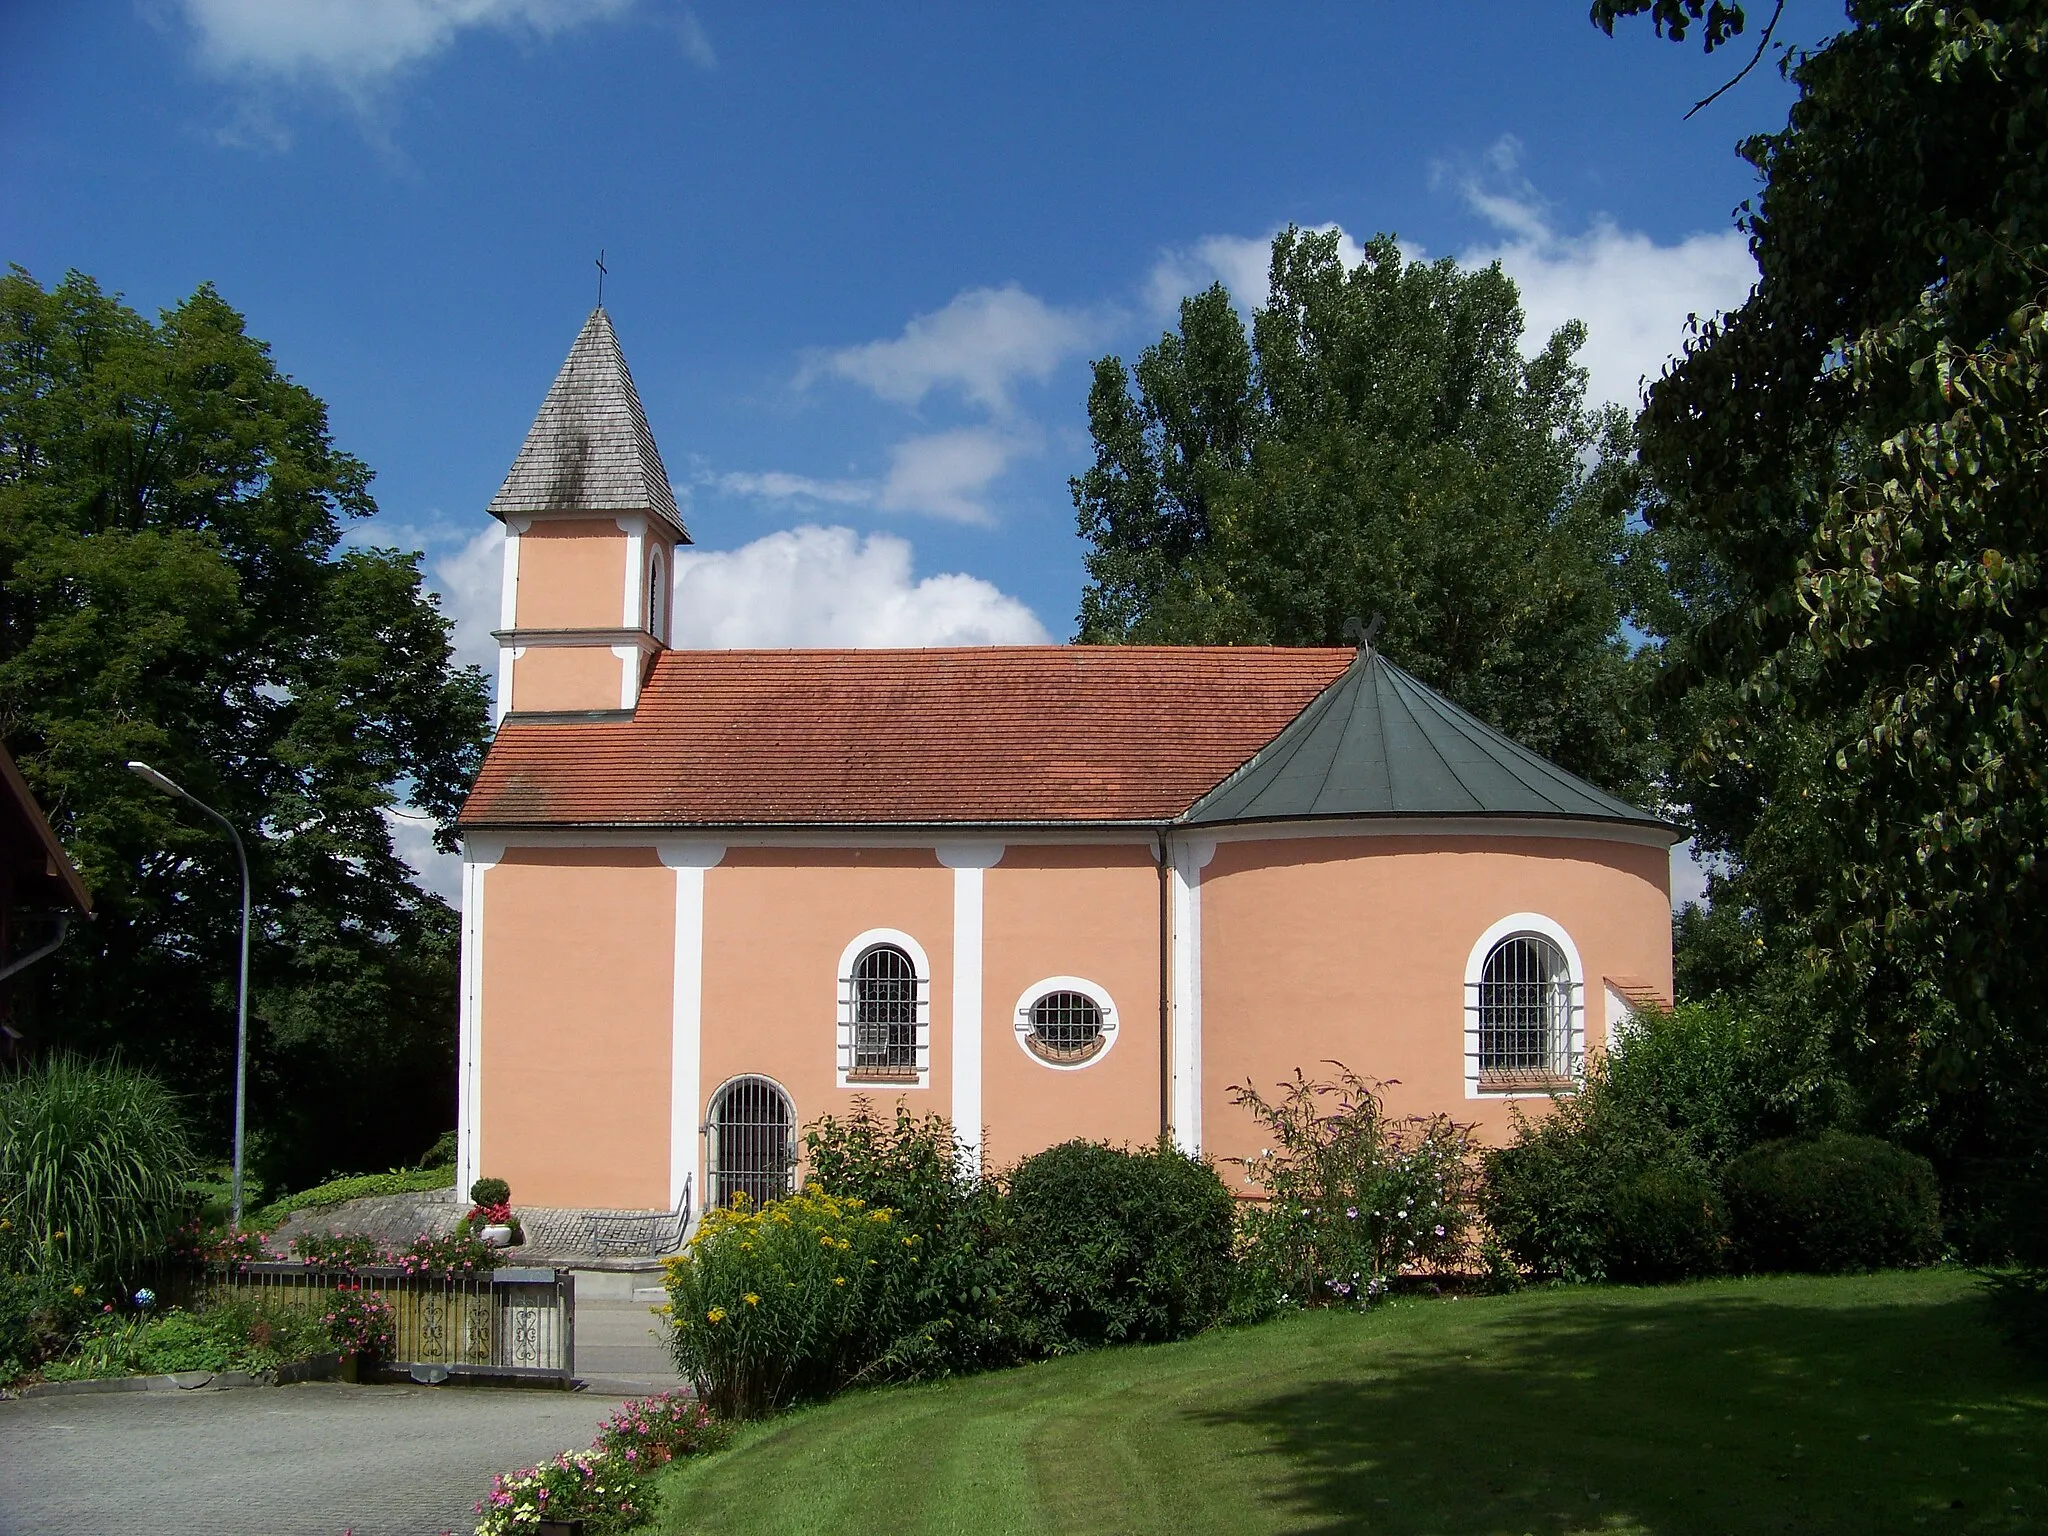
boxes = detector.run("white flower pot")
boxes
[481,1224,514,1247]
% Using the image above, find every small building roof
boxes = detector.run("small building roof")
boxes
[486,307,688,537]
[0,744,92,913]
[1185,647,1671,833]
[463,647,1353,828]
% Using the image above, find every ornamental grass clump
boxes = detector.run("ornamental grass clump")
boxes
[474,1448,652,1536]
[1226,1066,1477,1318]
[0,1054,199,1285]
[662,1189,917,1418]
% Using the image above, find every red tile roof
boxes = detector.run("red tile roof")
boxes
[460,646,1354,828]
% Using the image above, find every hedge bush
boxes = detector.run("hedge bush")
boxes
[247,1165,457,1231]
[1006,1140,1235,1353]
[1721,1133,1941,1273]
[1603,1159,1728,1283]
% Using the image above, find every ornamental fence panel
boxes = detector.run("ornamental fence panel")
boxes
[179,1263,575,1383]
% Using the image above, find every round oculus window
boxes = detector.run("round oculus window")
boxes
[1024,989,1107,1065]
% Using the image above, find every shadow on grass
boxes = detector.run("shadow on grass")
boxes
[1193,1285,2048,1535]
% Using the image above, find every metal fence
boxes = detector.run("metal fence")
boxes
[188,1263,575,1383]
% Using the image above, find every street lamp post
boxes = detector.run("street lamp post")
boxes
[126,761,253,1231]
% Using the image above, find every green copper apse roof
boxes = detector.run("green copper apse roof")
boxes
[1182,647,1674,834]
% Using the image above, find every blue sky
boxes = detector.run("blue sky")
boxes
[2,1,1837,896]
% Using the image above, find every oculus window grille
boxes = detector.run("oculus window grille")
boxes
[706,1076,795,1211]
[846,943,924,1081]
[1013,979,1117,1068]
[1474,934,1579,1088]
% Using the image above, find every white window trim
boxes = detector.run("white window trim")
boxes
[1012,975,1120,1071]
[1463,912,1585,1099]
[835,928,932,1090]
[647,546,668,645]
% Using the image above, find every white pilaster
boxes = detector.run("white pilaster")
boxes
[456,837,506,1198]
[616,515,647,628]
[494,519,528,726]
[1168,837,1216,1155]
[660,843,725,1215]
[938,843,1003,1176]
[612,644,642,710]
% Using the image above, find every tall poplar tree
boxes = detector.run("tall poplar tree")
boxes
[1072,229,1668,799]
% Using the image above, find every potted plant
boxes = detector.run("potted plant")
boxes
[463,1177,524,1248]
[324,1284,395,1384]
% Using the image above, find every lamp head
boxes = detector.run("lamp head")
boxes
[125,761,186,798]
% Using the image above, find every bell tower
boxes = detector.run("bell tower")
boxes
[487,307,688,720]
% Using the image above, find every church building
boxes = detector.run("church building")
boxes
[455,308,1678,1217]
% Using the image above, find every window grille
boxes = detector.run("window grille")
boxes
[1475,934,1577,1088]
[706,1076,794,1210]
[848,944,921,1080]
[1025,990,1106,1065]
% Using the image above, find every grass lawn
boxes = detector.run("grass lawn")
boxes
[653,1269,2046,1535]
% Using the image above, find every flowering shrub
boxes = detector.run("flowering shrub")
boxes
[1226,1067,1477,1317]
[662,1189,918,1417]
[291,1233,390,1268]
[168,1222,269,1267]
[474,1448,653,1536]
[593,1391,729,1470]
[323,1285,395,1362]
[393,1233,497,1277]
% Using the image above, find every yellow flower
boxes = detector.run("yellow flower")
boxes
[70,1285,85,1296]
[743,1293,759,1306]
[820,1235,835,1248]
[706,1307,727,1323]
[869,1210,891,1223]
[832,1276,846,1286]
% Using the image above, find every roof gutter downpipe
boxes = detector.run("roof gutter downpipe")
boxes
[0,913,70,984]
[1157,829,1171,1144]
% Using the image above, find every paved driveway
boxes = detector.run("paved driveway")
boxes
[0,1381,630,1536]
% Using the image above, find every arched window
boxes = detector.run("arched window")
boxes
[1013,976,1119,1069]
[849,944,920,1079]
[1474,932,1577,1089]
[706,1076,794,1210]
[647,548,668,644]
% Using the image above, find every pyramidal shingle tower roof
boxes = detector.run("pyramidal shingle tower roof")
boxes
[487,307,687,537]
[1184,647,1674,833]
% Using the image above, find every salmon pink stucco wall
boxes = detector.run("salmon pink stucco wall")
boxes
[479,847,675,1208]
[512,521,629,629]
[699,850,954,1176]
[979,845,1162,1172]
[1199,832,1672,1181]
[511,645,626,712]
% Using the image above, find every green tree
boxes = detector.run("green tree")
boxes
[1072,229,1666,797]
[0,268,490,1187]
[1601,3,2048,1167]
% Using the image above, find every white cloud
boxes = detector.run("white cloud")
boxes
[1455,137,1756,412]
[1146,167,1752,416]
[1146,226,1371,317]
[716,428,1027,525]
[671,525,1050,648]
[385,807,462,903]
[176,0,634,85]
[808,285,1102,414]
